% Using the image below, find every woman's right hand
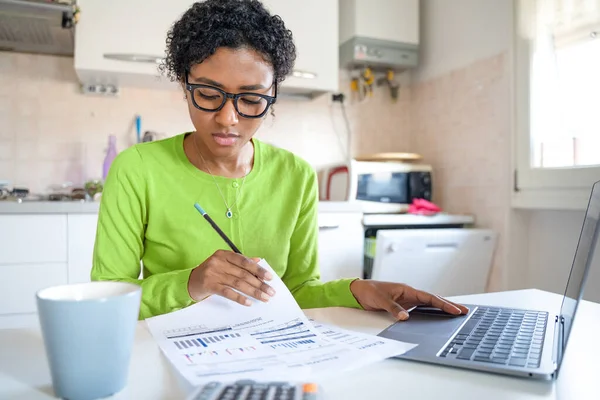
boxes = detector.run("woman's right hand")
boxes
[187,250,276,306]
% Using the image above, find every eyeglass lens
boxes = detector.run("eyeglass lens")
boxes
[193,87,269,117]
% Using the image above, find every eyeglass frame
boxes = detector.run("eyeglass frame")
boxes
[184,73,278,119]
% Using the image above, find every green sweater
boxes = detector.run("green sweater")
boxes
[91,133,361,319]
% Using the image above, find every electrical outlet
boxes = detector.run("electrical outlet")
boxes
[331,93,345,103]
[329,92,345,105]
[80,83,120,97]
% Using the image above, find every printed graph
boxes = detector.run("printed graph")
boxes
[260,333,317,344]
[173,332,242,349]
[226,346,257,355]
[165,326,233,340]
[182,346,258,365]
[270,339,318,350]
[250,319,321,347]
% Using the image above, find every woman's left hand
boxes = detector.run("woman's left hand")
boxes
[350,279,470,321]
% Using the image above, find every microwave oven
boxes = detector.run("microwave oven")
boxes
[320,160,432,213]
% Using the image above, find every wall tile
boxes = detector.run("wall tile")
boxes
[0,52,412,192]
[0,139,14,160]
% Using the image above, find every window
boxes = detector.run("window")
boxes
[514,0,600,209]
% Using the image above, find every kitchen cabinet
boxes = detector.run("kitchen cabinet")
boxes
[0,263,68,315]
[74,0,193,90]
[67,214,98,284]
[0,215,67,264]
[0,213,95,329]
[261,0,339,94]
[339,0,419,45]
[317,211,364,282]
[75,0,339,95]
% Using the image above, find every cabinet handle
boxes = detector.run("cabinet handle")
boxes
[292,70,318,79]
[319,224,340,230]
[104,53,164,64]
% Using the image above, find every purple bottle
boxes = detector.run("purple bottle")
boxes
[102,135,118,180]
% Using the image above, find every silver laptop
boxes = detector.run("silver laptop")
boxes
[378,181,600,380]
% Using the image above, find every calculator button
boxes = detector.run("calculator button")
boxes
[192,382,223,400]
[302,383,318,393]
[235,380,256,385]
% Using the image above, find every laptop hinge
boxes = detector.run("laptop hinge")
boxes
[552,314,564,369]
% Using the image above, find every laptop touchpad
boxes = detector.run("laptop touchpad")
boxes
[389,313,467,336]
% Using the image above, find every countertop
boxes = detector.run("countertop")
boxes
[362,212,475,226]
[0,201,101,214]
[0,201,474,228]
[0,201,363,215]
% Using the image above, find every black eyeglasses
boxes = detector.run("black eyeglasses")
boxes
[185,75,277,119]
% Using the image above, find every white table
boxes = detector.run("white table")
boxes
[1,289,599,399]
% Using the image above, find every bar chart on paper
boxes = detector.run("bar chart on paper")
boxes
[270,339,320,350]
[173,333,243,350]
[249,319,328,351]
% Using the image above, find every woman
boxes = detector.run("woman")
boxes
[91,0,468,320]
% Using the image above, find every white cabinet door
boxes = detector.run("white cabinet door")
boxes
[0,263,68,315]
[317,212,364,282]
[75,0,194,87]
[75,0,337,93]
[0,215,67,264]
[262,0,339,93]
[67,214,99,284]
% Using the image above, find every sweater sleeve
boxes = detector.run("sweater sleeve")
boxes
[281,168,362,309]
[91,147,195,319]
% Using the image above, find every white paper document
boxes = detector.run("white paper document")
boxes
[311,320,417,361]
[146,259,416,385]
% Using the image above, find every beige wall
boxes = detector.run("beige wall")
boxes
[414,0,513,83]
[407,0,513,291]
[0,53,411,194]
[410,52,511,291]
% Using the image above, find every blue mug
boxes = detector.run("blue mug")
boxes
[36,281,142,400]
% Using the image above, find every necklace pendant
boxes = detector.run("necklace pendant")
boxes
[226,209,233,219]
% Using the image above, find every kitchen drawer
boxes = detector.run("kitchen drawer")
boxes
[0,215,67,264]
[67,214,99,284]
[0,263,68,314]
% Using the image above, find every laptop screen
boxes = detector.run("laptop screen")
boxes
[558,181,600,363]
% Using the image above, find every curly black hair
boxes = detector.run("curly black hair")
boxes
[161,0,296,84]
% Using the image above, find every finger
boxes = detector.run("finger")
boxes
[224,252,273,281]
[415,290,462,315]
[218,285,252,307]
[221,272,274,302]
[378,292,410,321]
[225,264,276,298]
[432,295,468,314]
[444,298,470,314]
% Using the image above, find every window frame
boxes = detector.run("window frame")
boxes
[512,0,600,210]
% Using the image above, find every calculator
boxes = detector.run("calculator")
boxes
[187,380,321,400]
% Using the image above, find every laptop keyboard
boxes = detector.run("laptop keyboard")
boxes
[439,307,548,368]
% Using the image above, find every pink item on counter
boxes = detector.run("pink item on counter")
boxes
[408,198,441,215]
[102,135,118,180]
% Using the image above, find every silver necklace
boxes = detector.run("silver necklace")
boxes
[194,136,249,219]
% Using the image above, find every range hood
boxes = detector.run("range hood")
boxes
[0,0,75,56]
